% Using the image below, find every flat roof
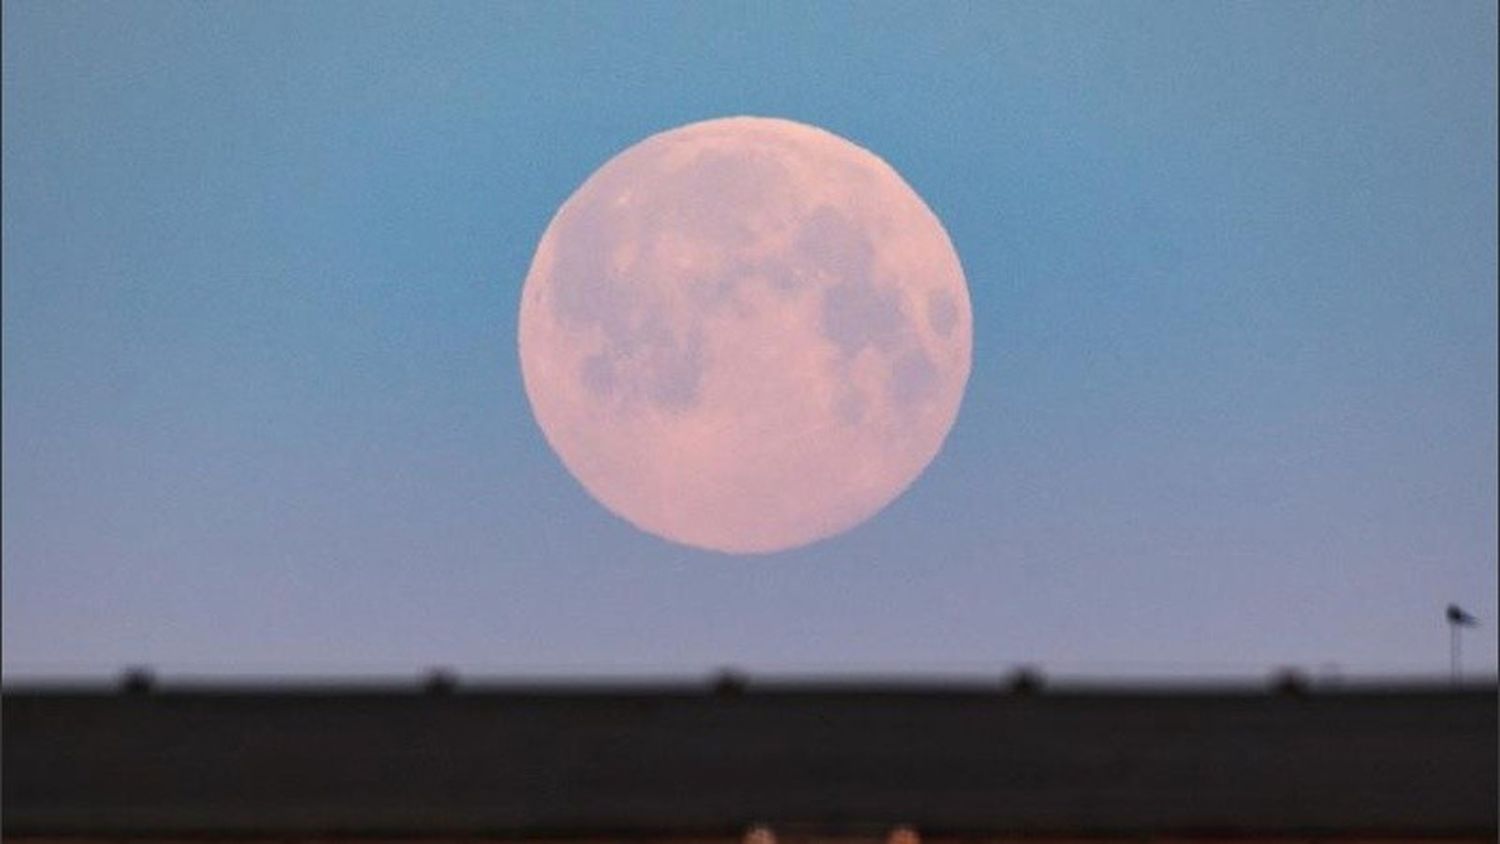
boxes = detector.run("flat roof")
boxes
[4,682,1495,838]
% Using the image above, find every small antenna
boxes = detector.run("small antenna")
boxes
[1445,604,1478,683]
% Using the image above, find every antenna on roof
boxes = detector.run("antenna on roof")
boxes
[1446,604,1478,684]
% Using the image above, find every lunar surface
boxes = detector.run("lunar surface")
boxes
[519,116,971,554]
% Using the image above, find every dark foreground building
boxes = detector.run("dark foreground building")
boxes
[3,679,1495,842]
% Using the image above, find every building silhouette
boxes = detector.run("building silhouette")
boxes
[4,678,1496,841]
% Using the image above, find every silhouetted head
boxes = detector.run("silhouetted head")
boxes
[1271,667,1308,697]
[119,667,154,694]
[1007,666,1044,695]
[423,668,458,694]
[712,668,748,697]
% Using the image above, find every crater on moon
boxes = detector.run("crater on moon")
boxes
[519,116,972,554]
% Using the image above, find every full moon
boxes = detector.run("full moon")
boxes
[519,117,971,554]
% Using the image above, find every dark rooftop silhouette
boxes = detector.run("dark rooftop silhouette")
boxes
[4,677,1495,839]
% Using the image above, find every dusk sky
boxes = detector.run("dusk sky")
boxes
[4,1,1496,681]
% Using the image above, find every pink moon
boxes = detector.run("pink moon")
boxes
[519,117,972,554]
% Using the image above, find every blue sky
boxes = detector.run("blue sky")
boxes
[4,1,1495,681]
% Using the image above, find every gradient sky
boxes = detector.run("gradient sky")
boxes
[4,1,1496,681]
